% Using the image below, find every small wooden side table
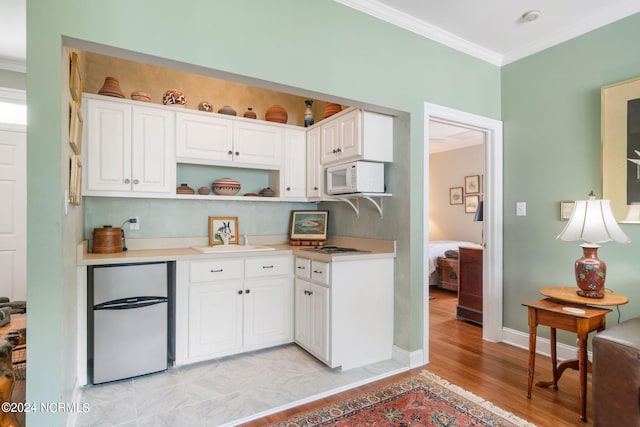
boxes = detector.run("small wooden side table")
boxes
[523,287,628,422]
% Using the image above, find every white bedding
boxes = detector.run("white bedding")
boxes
[428,240,475,275]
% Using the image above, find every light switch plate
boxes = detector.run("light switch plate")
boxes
[516,202,527,216]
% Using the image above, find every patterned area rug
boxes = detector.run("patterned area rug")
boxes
[271,370,536,426]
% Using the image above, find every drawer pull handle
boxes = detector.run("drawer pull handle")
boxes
[211,269,223,273]
[297,266,306,270]
[313,270,323,274]
[262,265,274,269]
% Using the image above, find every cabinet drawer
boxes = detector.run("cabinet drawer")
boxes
[311,260,330,285]
[190,259,243,283]
[245,256,291,278]
[294,257,311,279]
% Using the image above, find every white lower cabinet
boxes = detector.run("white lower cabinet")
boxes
[294,256,394,370]
[176,255,293,364]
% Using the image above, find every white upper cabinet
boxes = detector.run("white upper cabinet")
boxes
[83,95,175,197]
[306,126,322,199]
[176,112,282,169]
[281,128,307,199]
[319,108,393,165]
[175,112,233,163]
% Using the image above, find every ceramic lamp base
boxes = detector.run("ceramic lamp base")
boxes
[574,245,606,299]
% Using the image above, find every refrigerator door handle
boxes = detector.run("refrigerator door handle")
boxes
[94,296,168,310]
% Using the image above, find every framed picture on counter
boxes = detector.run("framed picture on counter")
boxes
[289,210,329,241]
[209,216,239,246]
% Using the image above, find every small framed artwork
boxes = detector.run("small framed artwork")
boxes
[465,175,480,194]
[289,210,329,241]
[208,216,239,246]
[69,52,81,101]
[449,187,463,205]
[465,195,480,214]
[69,102,83,154]
[560,201,575,221]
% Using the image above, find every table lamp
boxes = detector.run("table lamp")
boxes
[556,191,630,298]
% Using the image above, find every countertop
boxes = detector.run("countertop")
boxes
[78,236,396,266]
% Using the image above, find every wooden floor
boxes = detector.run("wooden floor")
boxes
[242,287,592,427]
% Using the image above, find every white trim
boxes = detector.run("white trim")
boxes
[502,327,591,362]
[0,87,26,103]
[334,0,502,66]
[335,0,640,66]
[0,58,26,73]
[423,102,504,364]
[392,345,424,369]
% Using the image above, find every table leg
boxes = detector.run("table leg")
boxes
[526,312,537,399]
[578,331,588,422]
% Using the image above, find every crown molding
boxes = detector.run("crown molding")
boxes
[0,57,26,73]
[0,87,26,103]
[502,3,640,65]
[334,0,502,66]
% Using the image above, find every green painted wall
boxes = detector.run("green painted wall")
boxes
[27,1,501,424]
[501,13,640,337]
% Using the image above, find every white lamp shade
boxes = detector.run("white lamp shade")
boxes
[557,199,630,244]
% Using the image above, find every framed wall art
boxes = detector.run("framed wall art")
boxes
[465,175,480,194]
[69,100,83,154]
[602,76,640,222]
[289,210,329,241]
[69,52,82,102]
[208,216,239,245]
[449,187,463,205]
[465,195,479,214]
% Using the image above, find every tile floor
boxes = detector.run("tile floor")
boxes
[75,344,406,427]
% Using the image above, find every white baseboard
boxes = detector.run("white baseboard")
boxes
[393,345,424,368]
[501,327,592,361]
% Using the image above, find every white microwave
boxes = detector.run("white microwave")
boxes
[326,161,385,195]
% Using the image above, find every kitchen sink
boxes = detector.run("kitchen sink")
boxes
[191,245,276,253]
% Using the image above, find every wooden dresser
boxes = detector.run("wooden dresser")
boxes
[456,246,483,325]
[437,257,459,292]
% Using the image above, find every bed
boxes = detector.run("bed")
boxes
[428,240,475,286]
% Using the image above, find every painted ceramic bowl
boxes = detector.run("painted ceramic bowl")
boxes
[162,89,186,107]
[258,187,276,197]
[212,178,241,196]
[131,91,151,102]
[176,184,194,194]
[197,186,211,195]
[198,101,213,112]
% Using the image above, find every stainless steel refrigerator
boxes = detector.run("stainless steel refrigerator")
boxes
[88,262,175,384]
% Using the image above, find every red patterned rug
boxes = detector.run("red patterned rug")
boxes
[270,370,536,426]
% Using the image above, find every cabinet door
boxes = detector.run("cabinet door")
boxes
[306,127,322,198]
[457,247,483,325]
[84,98,132,193]
[338,109,362,160]
[308,282,330,363]
[282,129,306,198]
[320,119,339,164]
[131,106,175,194]
[243,277,293,347]
[294,278,311,349]
[233,121,283,167]
[175,112,233,163]
[188,280,243,358]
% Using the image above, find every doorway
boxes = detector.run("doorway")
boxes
[422,102,503,365]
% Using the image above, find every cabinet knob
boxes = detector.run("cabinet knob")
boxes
[124,178,130,184]
[133,179,139,185]
[332,149,337,154]
[237,290,243,295]
[336,148,342,153]
[235,151,240,156]
[227,150,233,155]
[308,291,314,296]
[286,187,291,191]
[245,289,250,294]
[314,186,318,190]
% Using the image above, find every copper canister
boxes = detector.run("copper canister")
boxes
[92,226,123,254]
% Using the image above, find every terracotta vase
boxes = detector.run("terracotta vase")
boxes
[98,77,125,98]
[265,105,288,123]
[323,102,342,118]
[304,100,314,127]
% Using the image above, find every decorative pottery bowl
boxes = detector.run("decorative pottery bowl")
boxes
[176,183,194,194]
[197,186,211,195]
[258,187,276,197]
[212,178,241,196]
[163,89,186,107]
[217,105,237,116]
[323,102,342,118]
[131,91,151,102]
[198,102,213,112]
[243,108,257,119]
[265,105,288,123]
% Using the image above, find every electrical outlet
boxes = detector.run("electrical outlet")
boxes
[516,202,527,217]
[129,216,140,230]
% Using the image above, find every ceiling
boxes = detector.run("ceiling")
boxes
[2,0,640,70]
